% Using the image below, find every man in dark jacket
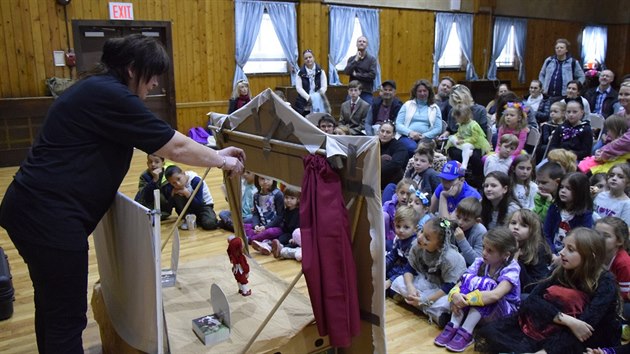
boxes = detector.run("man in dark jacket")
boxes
[584,69,618,118]
[366,80,402,135]
[344,36,377,104]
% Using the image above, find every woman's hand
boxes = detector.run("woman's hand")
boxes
[565,316,594,342]
[585,348,605,354]
[408,131,423,141]
[217,147,246,177]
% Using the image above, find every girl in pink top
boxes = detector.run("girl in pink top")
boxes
[495,102,529,157]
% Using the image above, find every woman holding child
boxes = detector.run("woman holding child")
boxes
[0,34,245,353]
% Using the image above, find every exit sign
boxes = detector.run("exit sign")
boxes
[109,2,134,20]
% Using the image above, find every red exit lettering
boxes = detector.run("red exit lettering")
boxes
[109,3,133,20]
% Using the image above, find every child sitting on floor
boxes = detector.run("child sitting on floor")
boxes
[452,197,487,266]
[163,165,218,230]
[245,175,284,245]
[435,227,520,352]
[218,170,256,232]
[134,154,173,220]
[386,205,420,290]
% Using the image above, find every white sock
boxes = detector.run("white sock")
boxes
[451,310,465,328]
[461,308,482,334]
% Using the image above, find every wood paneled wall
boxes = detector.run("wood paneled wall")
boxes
[0,0,628,134]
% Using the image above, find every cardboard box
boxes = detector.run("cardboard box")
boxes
[191,284,231,346]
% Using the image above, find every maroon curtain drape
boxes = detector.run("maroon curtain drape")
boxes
[300,154,360,347]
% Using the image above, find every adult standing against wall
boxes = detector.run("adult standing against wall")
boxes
[395,79,443,155]
[294,49,329,116]
[0,34,246,354]
[584,69,618,118]
[344,36,377,105]
[538,38,586,100]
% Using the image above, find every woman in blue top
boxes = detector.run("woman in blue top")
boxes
[395,79,443,155]
[0,34,245,353]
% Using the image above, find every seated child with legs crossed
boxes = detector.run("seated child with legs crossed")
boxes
[163,165,218,230]
[451,197,487,267]
[484,133,518,176]
[134,154,173,220]
[390,217,467,325]
[218,170,256,232]
[445,105,491,171]
[434,227,520,352]
[254,186,299,255]
[385,205,421,291]
[265,187,302,258]
[245,175,285,245]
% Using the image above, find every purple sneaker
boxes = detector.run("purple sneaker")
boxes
[434,322,457,347]
[446,327,474,352]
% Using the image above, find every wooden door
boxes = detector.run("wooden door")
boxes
[72,20,177,128]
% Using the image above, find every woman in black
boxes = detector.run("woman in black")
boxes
[0,34,245,353]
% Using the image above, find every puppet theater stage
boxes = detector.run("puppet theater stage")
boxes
[91,89,387,353]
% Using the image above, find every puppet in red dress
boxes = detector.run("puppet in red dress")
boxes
[227,235,251,296]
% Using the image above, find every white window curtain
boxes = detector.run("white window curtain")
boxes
[265,2,299,85]
[433,13,478,86]
[488,17,528,83]
[233,0,265,87]
[581,26,607,67]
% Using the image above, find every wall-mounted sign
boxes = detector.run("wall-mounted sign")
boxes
[109,2,134,21]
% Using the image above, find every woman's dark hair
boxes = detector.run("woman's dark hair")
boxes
[84,34,170,86]
[481,171,518,227]
[409,79,435,104]
[567,80,583,92]
[556,172,592,214]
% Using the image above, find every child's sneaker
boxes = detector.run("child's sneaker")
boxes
[252,240,271,255]
[271,239,282,258]
[445,327,474,352]
[179,221,189,230]
[434,322,457,347]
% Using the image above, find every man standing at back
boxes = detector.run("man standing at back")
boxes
[585,69,618,118]
[344,36,377,105]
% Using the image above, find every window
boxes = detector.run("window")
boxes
[495,25,517,68]
[581,26,607,69]
[437,22,463,69]
[335,17,363,71]
[243,13,287,74]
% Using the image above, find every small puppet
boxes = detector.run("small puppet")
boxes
[226,235,251,296]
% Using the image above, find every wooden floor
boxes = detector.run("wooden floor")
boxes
[0,149,476,353]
